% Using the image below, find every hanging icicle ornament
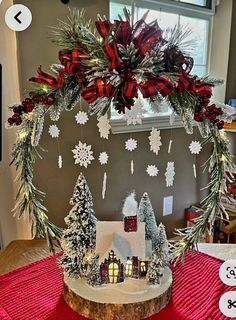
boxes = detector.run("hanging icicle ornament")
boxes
[189,141,202,179]
[146,165,159,177]
[97,115,111,139]
[72,141,94,168]
[48,124,63,168]
[131,160,134,175]
[98,152,109,199]
[165,162,175,187]
[149,128,162,155]
[168,139,173,154]
[102,172,107,200]
[193,163,197,178]
[58,155,63,169]
[75,111,89,125]
[189,141,202,154]
[125,138,137,175]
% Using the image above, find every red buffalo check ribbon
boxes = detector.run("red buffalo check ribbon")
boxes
[139,77,173,98]
[194,81,213,97]
[133,20,163,57]
[29,65,62,88]
[81,78,117,104]
[30,48,86,88]
[90,18,173,105]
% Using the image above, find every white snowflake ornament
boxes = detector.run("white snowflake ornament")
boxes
[72,141,94,168]
[165,162,175,187]
[189,141,202,154]
[75,111,89,125]
[99,152,109,165]
[149,128,162,155]
[49,124,60,138]
[125,138,137,152]
[97,115,111,139]
[123,98,145,125]
[146,165,159,177]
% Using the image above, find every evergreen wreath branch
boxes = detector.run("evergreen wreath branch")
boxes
[11,116,62,252]
[171,127,236,261]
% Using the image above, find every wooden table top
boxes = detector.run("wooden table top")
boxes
[0,240,52,275]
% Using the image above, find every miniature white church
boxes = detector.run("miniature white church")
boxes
[95,192,154,284]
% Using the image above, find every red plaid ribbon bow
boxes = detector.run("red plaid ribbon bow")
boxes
[30,48,85,88]
[81,19,174,105]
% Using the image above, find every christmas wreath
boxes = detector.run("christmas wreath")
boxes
[7,7,235,258]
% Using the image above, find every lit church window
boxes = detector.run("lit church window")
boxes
[108,262,119,283]
[141,262,146,273]
[125,259,133,276]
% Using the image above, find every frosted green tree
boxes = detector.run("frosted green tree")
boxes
[87,255,102,287]
[137,192,158,242]
[154,223,169,267]
[60,173,97,278]
[147,251,163,285]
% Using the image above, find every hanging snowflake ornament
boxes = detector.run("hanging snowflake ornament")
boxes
[48,124,60,138]
[99,152,109,165]
[149,128,162,155]
[165,162,175,187]
[123,98,145,125]
[125,138,137,152]
[75,111,89,125]
[97,115,111,139]
[146,165,159,177]
[72,141,94,168]
[189,141,202,154]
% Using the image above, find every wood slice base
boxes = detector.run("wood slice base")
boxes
[63,268,172,320]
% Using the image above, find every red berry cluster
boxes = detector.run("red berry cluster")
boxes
[194,104,224,129]
[8,93,55,126]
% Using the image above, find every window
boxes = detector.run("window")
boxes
[108,262,119,283]
[110,0,214,133]
[125,259,133,276]
[140,261,146,273]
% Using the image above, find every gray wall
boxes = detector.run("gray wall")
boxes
[14,0,212,238]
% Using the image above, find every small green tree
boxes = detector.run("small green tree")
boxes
[87,255,102,287]
[60,173,97,278]
[147,252,163,285]
[154,223,169,267]
[137,192,158,242]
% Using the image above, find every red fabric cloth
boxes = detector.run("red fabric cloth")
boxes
[0,251,235,320]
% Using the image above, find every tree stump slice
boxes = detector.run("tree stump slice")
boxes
[63,267,172,320]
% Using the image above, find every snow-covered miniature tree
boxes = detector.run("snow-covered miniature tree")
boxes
[147,252,163,285]
[87,255,102,287]
[60,173,97,278]
[122,191,138,217]
[137,192,158,241]
[154,223,170,267]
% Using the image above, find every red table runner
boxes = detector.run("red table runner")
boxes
[0,251,235,320]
